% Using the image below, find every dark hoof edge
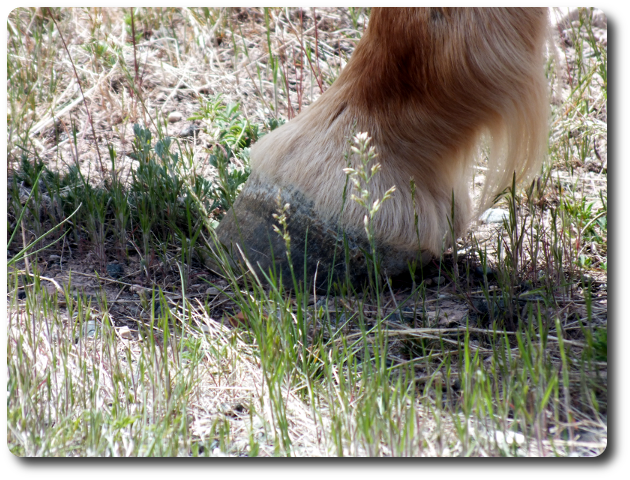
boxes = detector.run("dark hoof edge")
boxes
[211,173,432,289]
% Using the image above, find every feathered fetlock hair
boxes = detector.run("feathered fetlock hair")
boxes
[250,8,550,255]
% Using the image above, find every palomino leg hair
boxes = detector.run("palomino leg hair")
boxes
[215,7,550,284]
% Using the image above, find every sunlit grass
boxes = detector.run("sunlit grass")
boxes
[7,7,606,457]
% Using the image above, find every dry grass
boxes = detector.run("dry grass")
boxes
[7,7,607,457]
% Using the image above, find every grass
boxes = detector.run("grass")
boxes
[6,7,607,457]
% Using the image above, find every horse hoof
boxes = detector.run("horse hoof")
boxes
[209,173,431,289]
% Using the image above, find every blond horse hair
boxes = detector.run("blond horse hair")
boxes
[249,8,550,255]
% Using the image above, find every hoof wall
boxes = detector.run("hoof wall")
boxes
[210,174,431,288]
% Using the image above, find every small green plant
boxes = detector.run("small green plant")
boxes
[127,123,215,280]
[189,95,258,215]
[190,94,259,151]
[191,95,285,217]
[206,146,250,215]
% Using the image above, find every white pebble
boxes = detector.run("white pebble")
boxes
[168,111,183,123]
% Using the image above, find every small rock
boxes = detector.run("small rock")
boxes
[178,123,201,138]
[168,111,183,123]
[48,254,61,263]
[106,263,124,279]
[433,276,446,285]
[206,287,220,296]
[83,320,98,338]
[480,208,509,224]
[315,297,330,310]
[473,266,496,279]
[472,298,490,316]
[118,326,132,340]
